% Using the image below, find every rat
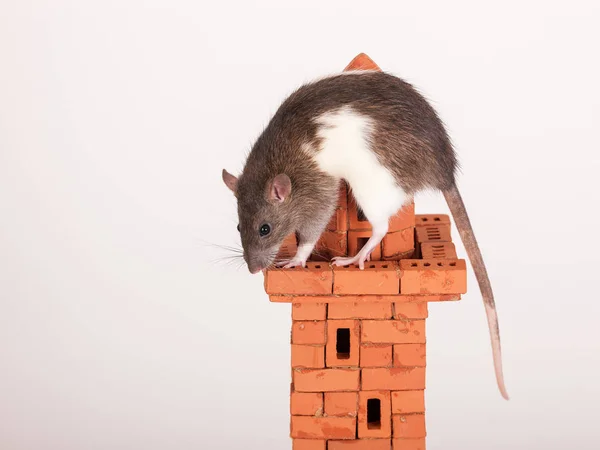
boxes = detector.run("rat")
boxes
[222,70,508,400]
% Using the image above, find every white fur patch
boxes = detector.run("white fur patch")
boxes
[313,106,409,224]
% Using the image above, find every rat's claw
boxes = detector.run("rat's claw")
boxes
[282,259,306,269]
[332,255,359,267]
[332,252,370,269]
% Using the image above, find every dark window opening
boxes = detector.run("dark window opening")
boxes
[336,328,351,359]
[367,398,381,429]
[357,237,369,251]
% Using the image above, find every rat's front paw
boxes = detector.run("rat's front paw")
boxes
[277,259,306,269]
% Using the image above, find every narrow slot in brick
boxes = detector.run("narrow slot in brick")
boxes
[367,398,382,429]
[336,328,351,359]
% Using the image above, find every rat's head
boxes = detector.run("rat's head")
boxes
[222,169,298,274]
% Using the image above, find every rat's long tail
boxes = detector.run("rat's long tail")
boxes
[443,183,509,400]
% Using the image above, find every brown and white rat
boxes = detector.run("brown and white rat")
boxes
[222,70,508,400]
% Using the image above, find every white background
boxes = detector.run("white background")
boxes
[1,1,599,449]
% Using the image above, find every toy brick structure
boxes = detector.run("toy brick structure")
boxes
[262,54,467,450]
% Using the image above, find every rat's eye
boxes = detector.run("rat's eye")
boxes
[237,224,240,232]
[259,223,271,237]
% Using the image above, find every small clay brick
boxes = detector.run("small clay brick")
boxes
[333,262,399,295]
[290,416,356,440]
[393,303,428,320]
[358,391,392,438]
[391,391,425,414]
[344,52,382,71]
[389,202,416,232]
[392,414,426,438]
[383,228,415,259]
[327,209,349,232]
[291,392,323,416]
[324,392,358,416]
[329,440,391,450]
[277,233,299,260]
[292,321,326,345]
[269,294,461,303]
[391,294,461,304]
[348,230,382,260]
[414,224,451,244]
[337,181,349,209]
[294,368,360,392]
[292,344,325,368]
[293,440,326,450]
[313,231,347,260]
[362,367,426,391]
[392,438,426,450]
[326,320,360,367]
[347,195,372,231]
[360,344,393,367]
[420,242,457,260]
[393,344,426,367]
[292,303,327,321]
[361,320,425,344]
[415,214,450,227]
[328,302,393,319]
[264,262,333,295]
[399,260,467,295]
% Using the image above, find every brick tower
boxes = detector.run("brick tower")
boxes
[262,54,467,450]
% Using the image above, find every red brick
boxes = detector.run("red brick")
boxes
[389,203,416,232]
[358,391,392,438]
[292,345,325,368]
[327,209,349,232]
[383,228,415,258]
[292,303,327,321]
[291,416,356,439]
[420,242,457,259]
[334,262,400,295]
[291,392,323,416]
[348,230,382,260]
[329,440,391,450]
[293,440,326,450]
[328,302,392,319]
[361,320,425,344]
[415,214,450,227]
[393,344,426,367]
[399,260,467,295]
[360,345,393,367]
[393,303,428,320]
[326,320,360,367]
[324,392,358,416]
[277,233,298,260]
[362,367,426,391]
[313,231,347,261]
[294,368,360,392]
[393,414,426,438]
[391,391,425,414]
[344,52,382,71]
[337,181,349,209]
[269,294,460,304]
[347,195,372,231]
[264,262,333,295]
[414,224,451,244]
[392,438,426,450]
[292,321,326,345]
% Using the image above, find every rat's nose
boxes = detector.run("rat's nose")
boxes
[248,262,263,274]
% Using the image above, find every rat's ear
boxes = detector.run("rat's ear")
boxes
[269,174,291,203]
[222,169,238,194]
